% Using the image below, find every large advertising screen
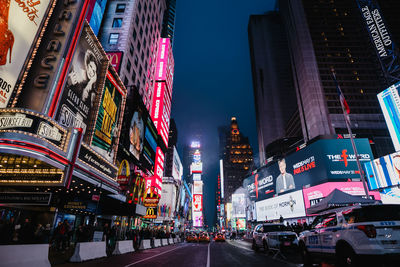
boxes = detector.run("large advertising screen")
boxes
[193,194,203,212]
[193,181,203,194]
[364,150,400,190]
[56,22,108,138]
[91,69,126,162]
[256,190,306,221]
[377,81,400,151]
[0,0,52,107]
[232,194,246,218]
[303,182,381,215]
[172,146,183,181]
[193,211,203,227]
[243,138,373,202]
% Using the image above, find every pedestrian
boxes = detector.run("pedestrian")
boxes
[34,223,45,243]
[20,218,35,244]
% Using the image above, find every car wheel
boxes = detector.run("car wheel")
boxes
[336,244,358,267]
[252,239,259,251]
[299,242,313,266]
[263,240,269,253]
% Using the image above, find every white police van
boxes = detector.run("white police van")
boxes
[298,204,400,266]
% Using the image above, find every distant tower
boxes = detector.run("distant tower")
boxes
[219,117,254,204]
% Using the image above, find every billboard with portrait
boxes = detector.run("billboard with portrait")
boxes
[117,87,157,174]
[243,138,373,202]
[56,22,108,138]
[232,194,246,218]
[256,190,306,221]
[364,150,400,190]
[0,0,52,107]
[193,211,203,227]
[91,68,126,163]
[377,82,400,151]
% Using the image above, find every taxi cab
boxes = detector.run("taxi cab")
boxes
[199,232,210,242]
[214,233,226,242]
[186,233,198,242]
[299,204,400,266]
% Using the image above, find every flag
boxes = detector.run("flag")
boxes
[332,72,350,114]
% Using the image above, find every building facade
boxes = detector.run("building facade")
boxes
[248,12,300,166]
[99,0,167,110]
[277,0,399,157]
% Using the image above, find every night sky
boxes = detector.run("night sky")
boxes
[171,0,276,227]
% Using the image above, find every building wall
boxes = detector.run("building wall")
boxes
[99,0,166,111]
[248,13,299,166]
[279,0,394,157]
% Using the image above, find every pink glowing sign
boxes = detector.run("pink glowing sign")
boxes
[303,182,381,215]
[151,82,169,147]
[155,38,170,81]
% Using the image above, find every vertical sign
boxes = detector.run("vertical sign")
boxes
[91,69,126,163]
[55,22,108,138]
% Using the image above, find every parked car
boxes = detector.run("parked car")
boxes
[252,223,298,252]
[298,204,400,266]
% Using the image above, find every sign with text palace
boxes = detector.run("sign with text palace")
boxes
[243,138,373,202]
[0,0,53,108]
[16,0,89,114]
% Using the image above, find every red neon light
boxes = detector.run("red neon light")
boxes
[48,1,90,117]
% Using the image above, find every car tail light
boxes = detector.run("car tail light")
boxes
[356,225,377,238]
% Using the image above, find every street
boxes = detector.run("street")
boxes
[58,240,300,267]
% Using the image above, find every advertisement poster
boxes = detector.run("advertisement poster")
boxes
[302,182,381,213]
[88,0,108,36]
[193,194,202,212]
[0,0,51,107]
[237,218,246,230]
[377,82,400,151]
[56,22,108,137]
[193,211,203,227]
[106,51,123,74]
[364,150,400,190]
[244,138,373,201]
[232,194,246,218]
[141,116,158,172]
[255,190,306,221]
[91,69,125,162]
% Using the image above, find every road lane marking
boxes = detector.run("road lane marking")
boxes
[206,241,211,267]
[123,245,185,267]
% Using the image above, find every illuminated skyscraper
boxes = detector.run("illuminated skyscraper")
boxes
[219,118,254,203]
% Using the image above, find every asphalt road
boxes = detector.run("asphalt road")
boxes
[58,240,301,267]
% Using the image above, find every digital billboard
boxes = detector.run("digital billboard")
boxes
[193,211,203,227]
[56,22,108,138]
[237,218,246,230]
[232,194,246,218]
[255,190,306,221]
[302,182,381,214]
[141,116,158,172]
[243,138,373,201]
[91,68,126,163]
[193,181,203,194]
[0,0,52,107]
[193,194,203,212]
[191,162,203,174]
[377,81,400,151]
[364,150,400,190]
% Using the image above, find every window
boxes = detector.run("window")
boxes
[126,59,131,72]
[130,44,134,56]
[123,76,129,86]
[135,15,139,24]
[109,33,119,45]
[138,2,142,12]
[115,4,126,13]
[112,18,123,28]
[132,29,137,40]
[131,71,136,82]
